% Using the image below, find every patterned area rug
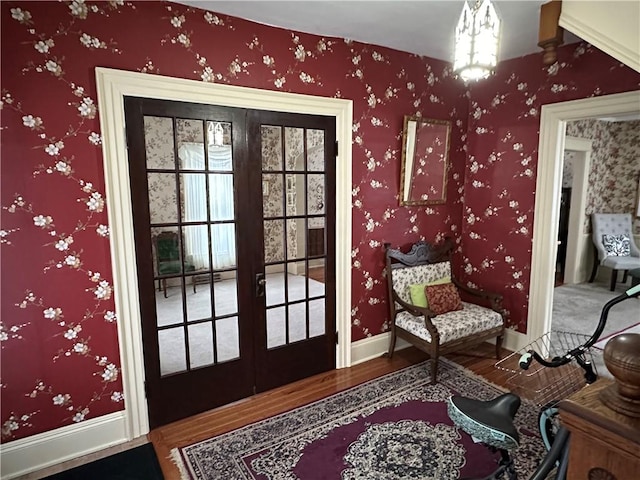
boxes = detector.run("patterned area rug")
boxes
[172,360,545,479]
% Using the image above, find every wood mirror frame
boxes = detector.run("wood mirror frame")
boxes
[399,115,451,206]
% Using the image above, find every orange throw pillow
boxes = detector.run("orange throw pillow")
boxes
[424,283,463,315]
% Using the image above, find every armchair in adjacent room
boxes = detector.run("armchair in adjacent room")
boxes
[384,238,506,384]
[589,213,640,291]
[153,231,196,297]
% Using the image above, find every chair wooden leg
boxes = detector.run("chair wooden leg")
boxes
[495,335,504,360]
[162,279,168,298]
[610,270,618,291]
[622,270,629,284]
[589,254,599,283]
[430,357,439,384]
[386,327,397,358]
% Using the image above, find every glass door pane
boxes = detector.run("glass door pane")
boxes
[144,115,240,376]
[261,125,327,350]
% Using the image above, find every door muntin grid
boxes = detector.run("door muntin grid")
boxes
[144,116,240,376]
[262,126,327,349]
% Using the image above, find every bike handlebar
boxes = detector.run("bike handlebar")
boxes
[520,283,640,374]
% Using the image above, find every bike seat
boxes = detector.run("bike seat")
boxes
[447,393,521,451]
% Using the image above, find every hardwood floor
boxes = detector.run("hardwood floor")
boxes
[150,343,513,479]
[307,265,325,283]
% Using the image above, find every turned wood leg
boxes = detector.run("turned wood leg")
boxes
[386,326,397,358]
[496,335,504,360]
[430,357,439,384]
[610,270,618,291]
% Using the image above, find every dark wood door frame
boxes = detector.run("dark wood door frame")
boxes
[124,97,337,428]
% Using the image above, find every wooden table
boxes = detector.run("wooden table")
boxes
[559,379,640,480]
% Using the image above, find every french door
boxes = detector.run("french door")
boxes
[124,97,336,428]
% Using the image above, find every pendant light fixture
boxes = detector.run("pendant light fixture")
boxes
[453,0,501,82]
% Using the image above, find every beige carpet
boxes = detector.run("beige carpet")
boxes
[551,280,640,379]
[155,272,325,375]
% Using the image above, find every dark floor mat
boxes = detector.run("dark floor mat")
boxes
[44,443,164,480]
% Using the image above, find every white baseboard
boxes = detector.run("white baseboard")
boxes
[502,329,529,353]
[350,333,410,365]
[350,329,530,367]
[0,411,129,479]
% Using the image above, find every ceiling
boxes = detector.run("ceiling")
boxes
[174,0,580,62]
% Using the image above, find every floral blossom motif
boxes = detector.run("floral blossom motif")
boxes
[22,114,44,130]
[88,132,101,145]
[85,191,105,212]
[77,97,96,118]
[45,141,64,156]
[69,0,88,19]
[96,224,109,237]
[52,393,71,406]
[34,39,54,54]
[72,408,89,423]
[0,228,19,245]
[10,7,32,24]
[1,412,38,440]
[0,322,30,347]
[43,307,63,321]
[203,11,224,25]
[79,33,107,50]
[54,236,73,251]
[171,15,185,28]
[44,59,63,77]
[92,280,113,300]
[100,364,118,382]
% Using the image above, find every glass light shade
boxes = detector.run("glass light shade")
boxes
[453,0,500,82]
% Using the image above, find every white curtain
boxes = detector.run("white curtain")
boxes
[178,143,236,269]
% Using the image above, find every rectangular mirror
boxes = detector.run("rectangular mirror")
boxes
[399,115,451,206]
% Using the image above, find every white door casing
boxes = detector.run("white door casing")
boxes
[563,136,592,285]
[528,90,640,347]
[96,67,353,439]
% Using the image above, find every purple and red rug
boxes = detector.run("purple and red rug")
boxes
[172,359,545,479]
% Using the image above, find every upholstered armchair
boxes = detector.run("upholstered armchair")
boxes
[589,213,640,291]
[384,238,506,384]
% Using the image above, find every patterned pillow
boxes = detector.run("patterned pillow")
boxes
[424,283,463,315]
[408,277,451,308]
[602,234,631,256]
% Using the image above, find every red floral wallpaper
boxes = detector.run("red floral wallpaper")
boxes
[463,45,639,332]
[1,0,639,442]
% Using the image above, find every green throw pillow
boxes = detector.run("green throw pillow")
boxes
[408,277,450,308]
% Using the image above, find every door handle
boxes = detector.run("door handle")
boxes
[256,273,266,297]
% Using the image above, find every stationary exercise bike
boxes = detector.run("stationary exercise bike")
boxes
[447,283,640,480]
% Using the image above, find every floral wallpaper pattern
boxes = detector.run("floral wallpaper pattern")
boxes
[462,45,639,331]
[1,0,639,442]
[566,119,640,233]
[562,151,575,188]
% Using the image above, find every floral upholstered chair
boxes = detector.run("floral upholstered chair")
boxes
[384,238,506,384]
[589,213,640,291]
